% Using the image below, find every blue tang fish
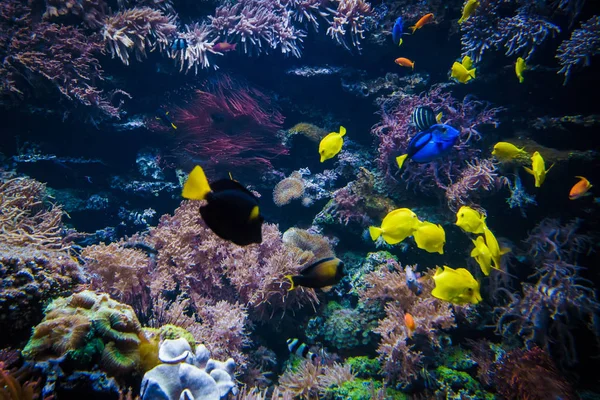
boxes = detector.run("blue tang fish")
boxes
[396,124,460,169]
[392,17,405,46]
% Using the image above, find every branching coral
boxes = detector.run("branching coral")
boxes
[171,23,220,73]
[43,0,107,29]
[556,15,600,83]
[495,219,599,366]
[102,7,176,65]
[1,12,120,118]
[445,159,507,211]
[209,0,306,58]
[371,86,501,198]
[358,259,456,385]
[325,0,373,51]
[460,0,560,62]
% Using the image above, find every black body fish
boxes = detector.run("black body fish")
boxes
[411,106,437,131]
[171,38,187,51]
[182,165,264,246]
[286,257,344,289]
[155,108,177,130]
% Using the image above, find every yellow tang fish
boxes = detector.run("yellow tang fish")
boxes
[369,208,420,245]
[319,126,346,162]
[491,142,528,163]
[470,236,493,276]
[524,151,553,188]
[458,0,480,24]
[455,206,486,234]
[451,60,476,84]
[432,265,482,305]
[413,221,446,254]
[483,226,511,269]
[515,57,527,83]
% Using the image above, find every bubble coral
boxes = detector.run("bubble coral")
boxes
[273,172,306,206]
[23,291,145,376]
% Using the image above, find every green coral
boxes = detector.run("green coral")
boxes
[346,356,381,378]
[435,366,495,400]
[159,324,196,350]
[325,378,408,400]
[442,346,477,371]
[23,290,145,376]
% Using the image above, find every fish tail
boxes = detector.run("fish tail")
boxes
[398,38,403,46]
[285,275,296,291]
[500,247,511,256]
[469,68,476,78]
[396,154,409,169]
[171,123,177,129]
[232,43,237,51]
[458,17,464,24]
[182,165,212,200]
[518,75,524,84]
[339,126,347,137]
[412,62,415,70]
[410,25,417,34]
[523,166,534,176]
[369,226,382,241]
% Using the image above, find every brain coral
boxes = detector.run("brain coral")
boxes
[23,290,145,376]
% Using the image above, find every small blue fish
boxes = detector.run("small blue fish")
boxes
[405,265,422,295]
[392,17,405,46]
[171,38,187,51]
[396,124,460,169]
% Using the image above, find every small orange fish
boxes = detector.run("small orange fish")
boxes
[213,42,237,52]
[410,13,434,33]
[569,176,592,200]
[395,57,415,69]
[405,313,416,337]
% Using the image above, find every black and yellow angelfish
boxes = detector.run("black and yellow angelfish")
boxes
[182,165,264,246]
[286,257,344,289]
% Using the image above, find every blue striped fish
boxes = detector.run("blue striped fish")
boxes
[411,106,437,131]
[171,38,187,51]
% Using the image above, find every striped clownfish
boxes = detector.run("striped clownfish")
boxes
[287,338,320,361]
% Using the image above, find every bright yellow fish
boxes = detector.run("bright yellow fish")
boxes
[461,55,473,70]
[413,221,446,254]
[451,61,476,84]
[491,142,528,163]
[458,0,480,24]
[515,57,527,83]
[483,226,511,269]
[319,126,346,162]
[455,206,486,234]
[432,266,482,305]
[524,151,553,188]
[369,208,420,245]
[470,236,493,276]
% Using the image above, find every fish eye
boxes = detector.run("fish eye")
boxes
[466,288,473,293]
[460,213,464,217]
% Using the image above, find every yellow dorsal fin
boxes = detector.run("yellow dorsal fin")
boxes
[182,165,211,200]
[339,126,347,137]
[248,205,260,222]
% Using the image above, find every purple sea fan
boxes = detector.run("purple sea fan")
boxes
[325,0,373,51]
[102,7,177,65]
[556,15,600,84]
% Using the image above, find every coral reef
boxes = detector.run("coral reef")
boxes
[23,291,145,376]
[273,172,306,206]
[556,15,600,83]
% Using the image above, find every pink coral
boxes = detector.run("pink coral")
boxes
[444,159,507,211]
[359,260,456,384]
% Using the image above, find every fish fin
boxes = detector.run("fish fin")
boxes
[166,111,169,115]
[523,166,534,176]
[285,275,296,291]
[546,163,555,173]
[412,61,415,70]
[470,247,478,257]
[518,76,524,84]
[248,205,260,222]
[410,25,417,34]
[369,226,382,241]
[338,126,347,137]
[575,176,586,180]
[500,247,511,256]
[458,17,464,24]
[232,43,237,51]
[398,38,403,46]
[396,154,408,169]
[468,68,476,79]
[155,117,161,121]
[182,165,211,200]
[171,123,177,129]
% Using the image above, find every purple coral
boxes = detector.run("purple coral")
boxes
[556,15,600,84]
[445,159,507,211]
[325,0,373,51]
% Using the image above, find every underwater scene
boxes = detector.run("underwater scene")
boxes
[1,0,600,398]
